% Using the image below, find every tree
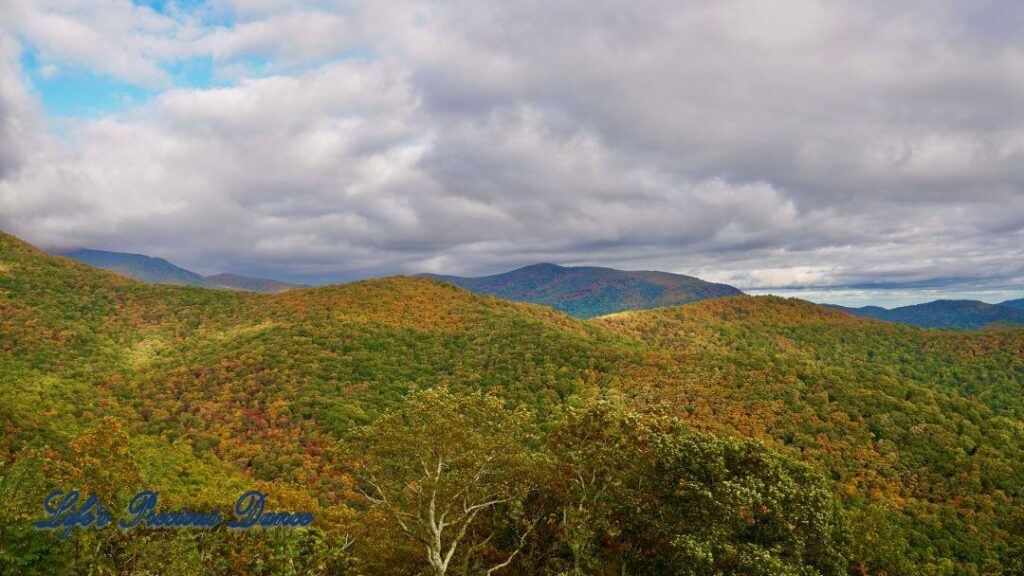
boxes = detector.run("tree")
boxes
[350,388,539,576]
[541,394,850,576]
[649,430,850,576]
[543,394,674,574]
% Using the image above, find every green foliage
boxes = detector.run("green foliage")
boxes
[2,232,1024,574]
[347,392,849,576]
[539,396,848,576]
[652,430,847,576]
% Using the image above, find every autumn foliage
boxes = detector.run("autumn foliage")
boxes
[1,231,1023,574]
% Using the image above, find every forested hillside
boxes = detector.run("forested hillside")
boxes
[2,231,1024,575]
[596,298,1024,573]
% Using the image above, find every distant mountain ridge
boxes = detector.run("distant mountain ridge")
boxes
[205,273,308,293]
[55,248,210,287]
[1001,298,1024,310]
[420,263,743,317]
[826,299,1024,329]
[55,248,305,293]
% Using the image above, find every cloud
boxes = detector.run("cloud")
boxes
[200,11,359,69]
[0,0,1021,295]
[0,36,33,177]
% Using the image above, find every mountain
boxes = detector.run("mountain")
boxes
[1001,297,1024,310]
[4,230,1024,573]
[55,248,304,293]
[55,247,211,287]
[420,262,743,317]
[827,299,1024,329]
[204,272,307,293]
[823,303,889,320]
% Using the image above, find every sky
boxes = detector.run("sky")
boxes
[0,0,1023,306]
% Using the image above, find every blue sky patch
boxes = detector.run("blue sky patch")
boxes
[165,56,215,90]
[22,50,156,118]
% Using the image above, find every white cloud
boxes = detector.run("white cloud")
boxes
[200,11,358,68]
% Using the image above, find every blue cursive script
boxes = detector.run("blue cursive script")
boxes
[228,490,314,529]
[35,490,113,540]
[34,490,312,538]
[119,491,221,529]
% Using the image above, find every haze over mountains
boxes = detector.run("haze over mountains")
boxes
[421,263,744,318]
[827,299,1024,329]
[55,248,307,293]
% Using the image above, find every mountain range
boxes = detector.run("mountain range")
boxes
[54,248,306,293]
[53,248,1024,330]
[827,298,1024,329]
[420,263,744,317]
[2,230,1024,572]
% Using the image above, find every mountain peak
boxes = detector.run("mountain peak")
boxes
[420,263,742,318]
[516,262,564,271]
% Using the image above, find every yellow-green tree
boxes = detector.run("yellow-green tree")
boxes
[350,389,540,576]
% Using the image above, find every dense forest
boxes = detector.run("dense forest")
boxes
[2,231,1023,575]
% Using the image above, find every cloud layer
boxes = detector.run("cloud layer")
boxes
[1,0,1023,295]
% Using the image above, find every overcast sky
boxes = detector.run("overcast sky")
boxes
[1,0,1023,305]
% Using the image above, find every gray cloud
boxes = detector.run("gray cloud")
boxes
[0,0,1022,297]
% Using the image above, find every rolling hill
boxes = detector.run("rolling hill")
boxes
[3,231,1024,574]
[827,299,1024,329]
[55,248,305,293]
[420,263,743,317]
